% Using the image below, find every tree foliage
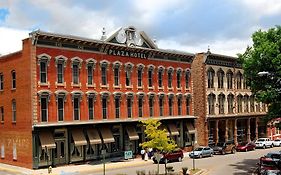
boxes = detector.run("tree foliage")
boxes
[140,119,177,152]
[239,26,281,121]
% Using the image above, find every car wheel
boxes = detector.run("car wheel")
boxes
[263,145,266,149]
[271,144,274,148]
[222,150,225,155]
[178,157,182,162]
[199,154,202,158]
[232,148,236,154]
[210,153,213,157]
[253,147,255,151]
[245,148,248,152]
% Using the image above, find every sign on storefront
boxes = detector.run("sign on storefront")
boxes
[124,150,133,159]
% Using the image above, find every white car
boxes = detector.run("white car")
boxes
[255,138,274,148]
[273,139,281,147]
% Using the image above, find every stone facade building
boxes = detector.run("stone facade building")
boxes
[192,52,268,146]
[0,27,196,169]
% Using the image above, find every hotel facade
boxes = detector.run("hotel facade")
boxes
[192,52,268,146]
[0,27,196,168]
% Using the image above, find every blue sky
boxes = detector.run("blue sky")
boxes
[0,0,281,56]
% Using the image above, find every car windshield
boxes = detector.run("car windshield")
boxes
[257,139,265,142]
[216,142,224,147]
[261,160,277,167]
[194,147,203,151]
[275,139,280,142]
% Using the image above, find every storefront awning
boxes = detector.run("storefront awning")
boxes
[159,125,170,136]
[126,126,139,140]
[100,127,115,143]
[72,129,87,146]
[187,123,196,134]
[39,131,56,149]
[87,128,102,145]
[168,123,179,136]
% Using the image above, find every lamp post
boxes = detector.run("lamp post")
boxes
[192,141,195,170]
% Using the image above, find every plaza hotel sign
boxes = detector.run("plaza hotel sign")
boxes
[107,49,147,59]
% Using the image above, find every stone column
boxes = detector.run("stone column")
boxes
[247,118,251,142]
[215,120,219,144]
[225,119,229,142]
[234,119,238,145]
[255,118,259,140]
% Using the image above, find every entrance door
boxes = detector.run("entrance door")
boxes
[54,140,66,165]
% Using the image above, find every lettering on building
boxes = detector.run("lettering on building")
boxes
[108,49,147,59]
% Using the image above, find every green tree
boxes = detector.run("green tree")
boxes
[140,119,177,174]
[239,26,281,121]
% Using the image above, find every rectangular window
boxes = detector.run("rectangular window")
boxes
[58,97,64,121]
[159,98,163,116]
[73,97,80,120]
[101,66,107,85]
[168,72,172,88]
[126,71,131,86]
[127,98,132,118]
[0,107,3,122]
[137,69,142,87]
[72,64,79,84]
[40,61,47,83]
[57,63,64,84]
[102,98,107,119]
[148,70,153,87]
[169,98,173,116]
[12,71,16,89]
[115,98,120,119]
[87,65,93,85]
[158,71,163,87]
[186,98,190,115]
[138,98,143,117]
[114,68,119,86]
[149,98,153,117]
[177,98,182,115]
[0,73,3,90]
[185,71,190,89]
[12,100,16,122]
[41,97,47,122]
[177,72,181,88]
[88,97,94,120]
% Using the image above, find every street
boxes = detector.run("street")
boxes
[89,147,280,175]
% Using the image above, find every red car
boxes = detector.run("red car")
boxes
[236,142,256,152]
[153,149,184,163]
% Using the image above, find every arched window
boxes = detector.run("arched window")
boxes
[137,64,145,87]
[71,91,83,120]
[226,70,233,89]
[217,69,224,89]
[86,58,97,86]
[185,69,191,89]
[168,93,174,116]
[244,95,249,112]
[158,66,165,88]
[218,93,225,114]
[227,94,234,114]
[207,67,215,88]
[167,67,174,88]
[55,55,68,84]
[176,68,183,89]
[37,53,51,84]
[12,99,16,122]
[11,70,16,89]
[125,62,134,87]
[148,93,156,117]
[38,90,52,122]
[71,57,83,85]
[113,92,122,119]
[208,93,216,115]
[100,60,110,86]
[113,61,122,86]
[236,71,242,89]
[86,91,97,120]
[237,94,243,113]
[100,91,110,119]
[148,65,155,88]
[55,90,68,121]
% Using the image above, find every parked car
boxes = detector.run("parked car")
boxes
[212,141,236,155]
[152,149,184,163]
[236,142,256,152]
[265,152,281,161]
[257,156,281,175]
[255,138,274,149]
[273,139,281,147]
[189,146,214,158]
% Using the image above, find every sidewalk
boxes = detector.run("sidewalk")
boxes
[0,152,204,175]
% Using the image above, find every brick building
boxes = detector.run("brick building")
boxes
[192,51,268,146]
[0,26,196,169]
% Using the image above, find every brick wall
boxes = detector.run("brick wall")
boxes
[0,39,33,168]
[192,53,208,146]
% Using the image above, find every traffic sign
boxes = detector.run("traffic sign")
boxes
[124,151,133,159]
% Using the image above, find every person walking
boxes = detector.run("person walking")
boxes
[141,148,145,160]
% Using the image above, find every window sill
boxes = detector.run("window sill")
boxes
[100,84,109,89]
[176,87,182,91]
[158,87,164,91]
[11,88,16,91]
[38,81,50,88]
[12,121,16,124]
[113,85,121,89]
[1,121,3,124]
[125,85,133,89]
[148,86,155,90]
[56,82,66,88]
[71,82,82,88]
[168,87,174,91]
[86,83,96,89]
[137,86,144,90]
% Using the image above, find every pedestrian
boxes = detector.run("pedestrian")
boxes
[144,150,148,161]
[141,148,145,160]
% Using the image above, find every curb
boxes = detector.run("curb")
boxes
[193,169,209,175]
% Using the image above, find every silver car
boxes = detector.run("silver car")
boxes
[189,146,214,158]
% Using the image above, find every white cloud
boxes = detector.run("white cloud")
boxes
[240,0,281,16]
[158,38,252,56]
[0,27,28,55]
